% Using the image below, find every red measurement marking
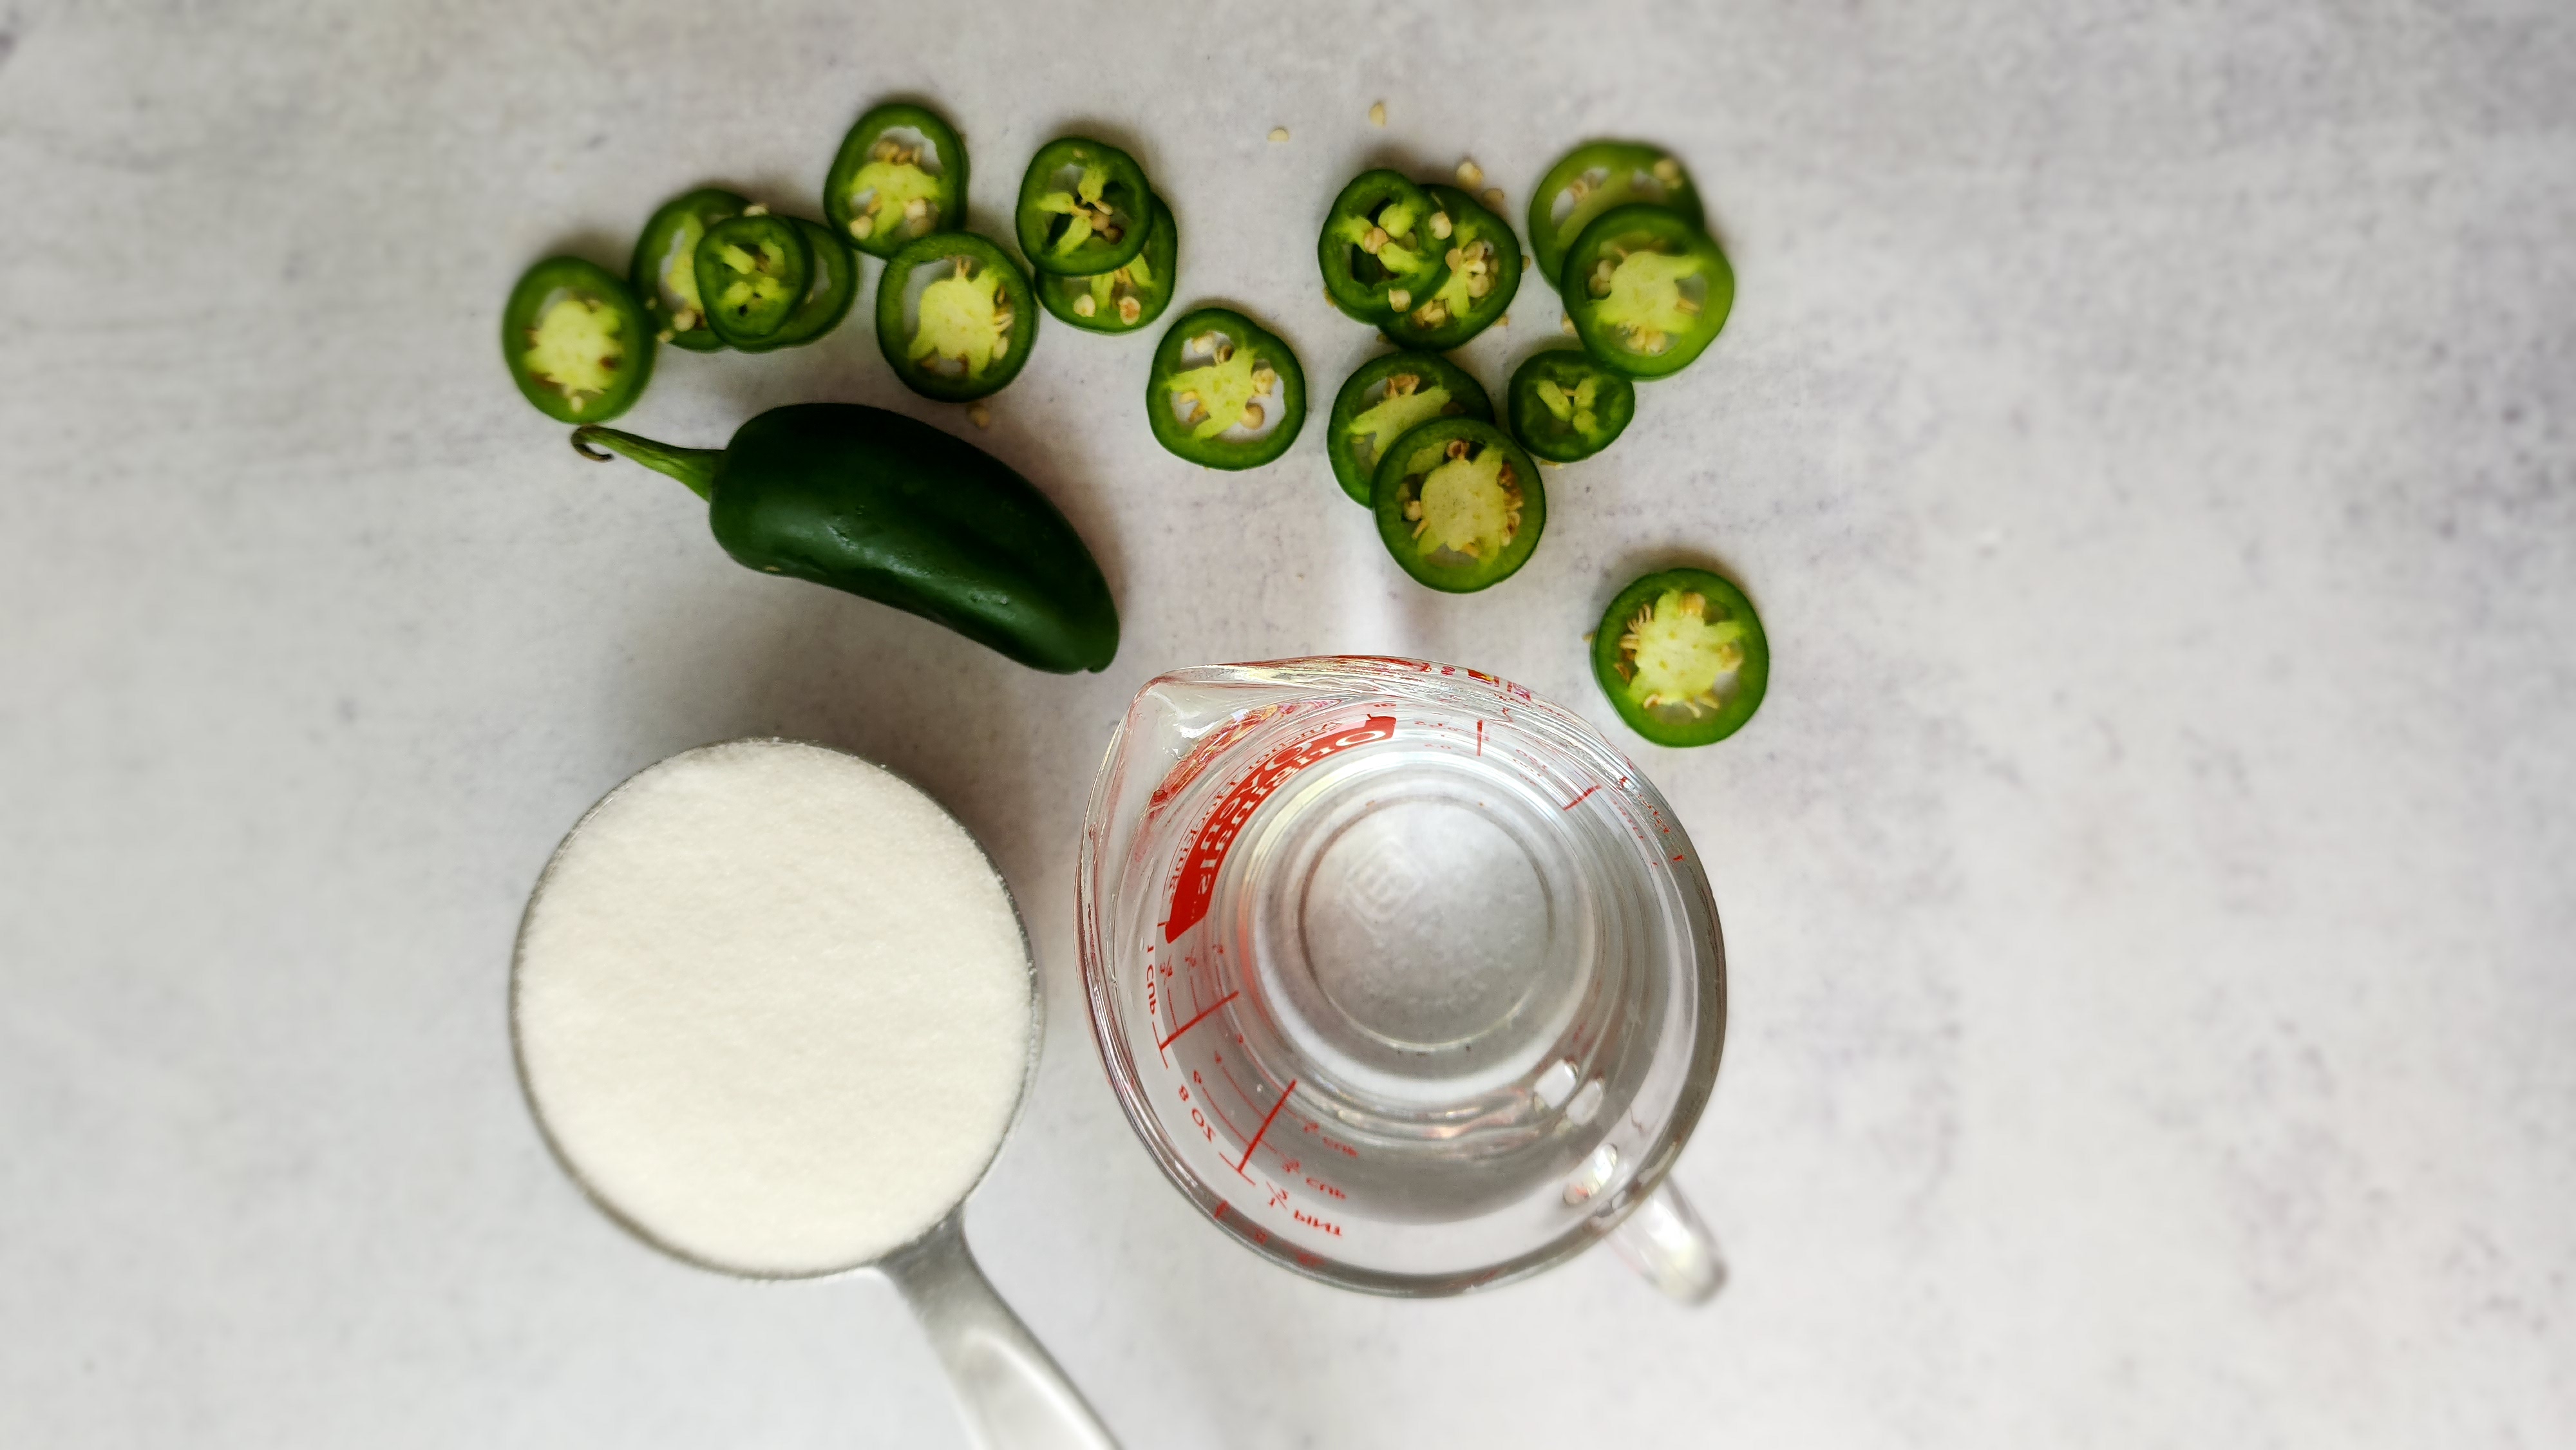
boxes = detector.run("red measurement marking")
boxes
[1672,854,1685,862]
[1475,719,1484,755]
[1236,1080,1298,1174]
[1148,704,1287,814]
[1562,784,1601,811]
[1165,717,1394,943]
[1299,1117,1363,1158]
[1158,991,1240,1053]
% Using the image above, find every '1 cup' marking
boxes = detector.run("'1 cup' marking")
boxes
[1164,715,1396,942]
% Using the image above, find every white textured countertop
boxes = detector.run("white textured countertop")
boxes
[4,2,2571,1445]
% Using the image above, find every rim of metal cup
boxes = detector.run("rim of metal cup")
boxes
[1075,657,1725,1297]
[508,737,1045,1282]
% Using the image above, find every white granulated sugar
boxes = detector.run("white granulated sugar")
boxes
[514,740,1032,1277]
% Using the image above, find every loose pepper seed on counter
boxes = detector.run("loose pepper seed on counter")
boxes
[1370,417,1545,592]
[1016,137,1154,277]
[823,102,969,259]
[1146,307,1306,469]
[629,187,746,352]
[1037,196,1177,334]
[1526,140,1703,289]
[570,404,1118,673]
[1562,203,1734,379]
[1381,184,1520,351]
[694,211,811,348]
[1326,350,1492,505]
[1507,348,1634,462]
[875,231,1037,402]
[1592,568,1767,745]
[502,257,654,423]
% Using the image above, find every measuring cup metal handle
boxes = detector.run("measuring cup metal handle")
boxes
[1606,1180,1727,1304]
[880,1212,1122,1450]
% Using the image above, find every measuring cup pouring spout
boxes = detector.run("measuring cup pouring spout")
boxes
[1078,658,1727,1301]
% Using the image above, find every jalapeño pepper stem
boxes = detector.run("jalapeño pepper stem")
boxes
[570,426,721,502]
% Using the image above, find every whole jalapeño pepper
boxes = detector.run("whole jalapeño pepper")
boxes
[571,404,1119,673]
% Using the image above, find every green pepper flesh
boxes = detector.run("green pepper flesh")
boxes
[1326,350,1492,505]
[1383,185,1521,351]
[502,256,654,424]
[1527,141,1705,292]
[1146,307,1307,469]
[824,103,969,260]
[874,232,1039,402]
[1507,348,1636,462]
[1369,417,1545,592]
[573,404,1117,673]
[694,214,812,346]
[1563,204,1734,379]
[1037,196,1179,334]
[630,187,747,353]
[735,219,857,353]
[1317,169,1451,321]
[1591,568,1766,745]
[1016,137,1153,276]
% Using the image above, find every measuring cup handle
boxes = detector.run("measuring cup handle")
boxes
[1607,1179,1726,1303]
[879,1213,1122,1450]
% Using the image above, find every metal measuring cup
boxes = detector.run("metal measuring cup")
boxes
[511,740,1119,1449]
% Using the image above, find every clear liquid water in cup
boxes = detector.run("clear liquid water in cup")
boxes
[1079,659,1727,1298]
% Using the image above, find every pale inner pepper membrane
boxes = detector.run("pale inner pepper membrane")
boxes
[1536,375,1600,435]
[1035,163,1122,257]
[715,238,794,321]
[910,258,1014,377]
[1549,155,1687,245]
[1336,197,1429,292]
[1411,225,1496,330]
[1166,334,1280,439]
[659,217,708,327]
[1075,250,1153,325]
[523,295,625,409]
[1406,443,1520,560]
[846,137,942,243]
[1618,588,1748,714]
[1588,246,1703,354]
[1346,375,1452,469]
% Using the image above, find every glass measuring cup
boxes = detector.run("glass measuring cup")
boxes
[1078,659,1727,1299]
